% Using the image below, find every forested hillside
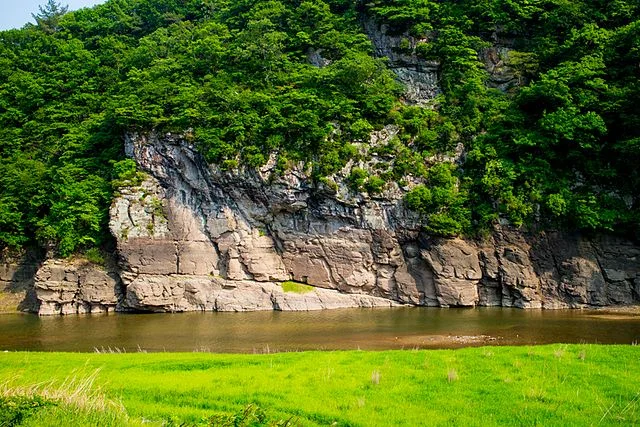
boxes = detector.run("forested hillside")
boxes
[0,0,638,257]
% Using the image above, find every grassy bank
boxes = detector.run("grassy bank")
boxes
[0,345,638,426]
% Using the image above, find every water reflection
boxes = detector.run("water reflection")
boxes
[0,307,638,353]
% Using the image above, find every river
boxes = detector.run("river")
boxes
[0,307,638,352]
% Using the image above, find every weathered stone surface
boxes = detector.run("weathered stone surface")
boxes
[0,251,41,313]
[177,241,218,275]
[29,132,640,315]
[421,239,481,306]
[14,26,640,315]
[363,17,439,105]
[237,232,288,281]
[120,239,178,275]
[273,285,397,311]
[34,258,121,315]
[120,273,396,313]
[493,232,542,308]
[480,47,519,91]
[94,132,640,314]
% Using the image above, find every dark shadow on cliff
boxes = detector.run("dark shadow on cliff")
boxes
[8,248,44,312]
[529,231,640,307]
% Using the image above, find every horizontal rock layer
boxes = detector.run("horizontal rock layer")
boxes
[0,130,637,315]
[89,133,640,314]
[34,259,121,315]
[8,22,629,316]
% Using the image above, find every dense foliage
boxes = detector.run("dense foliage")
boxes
[0,0,638,255]
[366,0,640,234]
[0,0,400,255]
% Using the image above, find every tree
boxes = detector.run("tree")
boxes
[32,0,69,33]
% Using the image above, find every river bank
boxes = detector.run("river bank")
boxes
[0,345,638,425]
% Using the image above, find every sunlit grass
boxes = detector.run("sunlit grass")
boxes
[0,370,134,426]
[280,281,315,294]
[0,345,638,425]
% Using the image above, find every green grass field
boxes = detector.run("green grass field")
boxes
[0,345,638,426]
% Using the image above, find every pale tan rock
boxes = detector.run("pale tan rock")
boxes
[238,234,288,281]
[273,284,397,311]
[80,270,119,305]
[97,132,640,314]
[34,258,122,315]
[121,239,177,275]
[177,241,218,275]
[421,239,480,306]
[282,230,378,292]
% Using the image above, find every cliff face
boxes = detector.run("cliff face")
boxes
[107,132,409,312]
[97,132,638,313]
[362,18,440,105]
[362,18,520,102]
[2,133,637,315]
[34,258,122,315]
[0,251,39,313]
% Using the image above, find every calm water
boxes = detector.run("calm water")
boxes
[0,307,639,353]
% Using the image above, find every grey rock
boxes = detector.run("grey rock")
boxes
[95,132,640,314]
[363,17,439,105]
[15,22,640,315]
[421,239,480,306]
[0,251,40,313]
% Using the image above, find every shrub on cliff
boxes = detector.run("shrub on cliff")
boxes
[0,0,639,256]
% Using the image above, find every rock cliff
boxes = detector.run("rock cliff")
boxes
[34,258,122,315]
[362,17,440,105]
[0,251,40,313]
[2,131,638,314]
[98,132,638,313]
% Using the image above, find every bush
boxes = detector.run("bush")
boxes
[349,119,374,142]
[205,404,297,427]
[111,159,144,189]
[365,175,386,194]
[348,167,369,192]
[84,248,105,266]
[406,185,433,215]
[0,396,53,426]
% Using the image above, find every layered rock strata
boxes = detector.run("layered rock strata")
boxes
[3,20,637,315]
[97,132,639,313]
[35,259,122,315]
[0,131,634,315]
[107,133,401,312]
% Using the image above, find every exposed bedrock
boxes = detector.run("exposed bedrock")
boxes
[34,257,122,315]
[0,19,633,315]
[363,17,439,105]
[74,132,639,314]
[363,18,520,105]
[0,250,40,313]
[6,131,636,314]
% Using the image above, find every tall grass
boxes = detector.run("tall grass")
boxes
[0,370,130,426]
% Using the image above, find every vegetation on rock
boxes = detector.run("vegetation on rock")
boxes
[0,0,638,255]
[281,281,315,294]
